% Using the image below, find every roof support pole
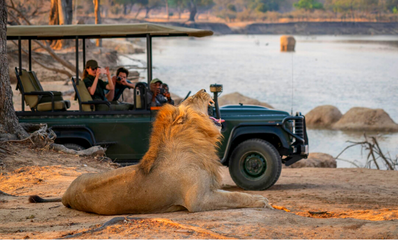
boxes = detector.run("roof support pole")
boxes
[28,39,32,71]
[82,38,86,69]
[146,34,152,84]
[18,37,22,75]
[76,36,79,85]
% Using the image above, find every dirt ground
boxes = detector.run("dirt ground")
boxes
[1,142,398,239]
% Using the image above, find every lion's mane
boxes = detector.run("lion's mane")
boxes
[139,94,222,189]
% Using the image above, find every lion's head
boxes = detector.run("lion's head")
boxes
[181,89,213,114]
[139,89,222,186]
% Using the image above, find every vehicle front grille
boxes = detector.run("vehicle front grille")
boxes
[294,118,305,141]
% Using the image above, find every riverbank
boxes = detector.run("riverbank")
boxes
[161,21,398,35]
[1,142,398,239]
[76,16,398,35]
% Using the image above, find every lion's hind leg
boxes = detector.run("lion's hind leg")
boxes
[186,190,273,212]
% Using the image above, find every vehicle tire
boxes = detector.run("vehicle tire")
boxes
[229,139,282,190]
[63,143,85,151]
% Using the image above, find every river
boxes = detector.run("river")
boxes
[121,34,398,169]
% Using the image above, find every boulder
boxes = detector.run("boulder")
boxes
[333,107,398,132]
[170,93,183,105]
[102,39,144,54]
[218,92,273,109]
[287,153,337,168]
[306,105,342,128]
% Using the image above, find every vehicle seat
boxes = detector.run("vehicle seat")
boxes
[15,67,70,111]
[134,82,149,110]
[72,77,132,112]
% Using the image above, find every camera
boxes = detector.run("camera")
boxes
[116,76,122,82]
[99,68,107,74]
[159,88,166,94]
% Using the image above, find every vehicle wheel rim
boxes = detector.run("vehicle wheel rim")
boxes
[241,152,267,179]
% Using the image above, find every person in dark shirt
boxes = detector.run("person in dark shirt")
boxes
[147,78,174,107]
[82,60,114,101]
[108,67,135,102]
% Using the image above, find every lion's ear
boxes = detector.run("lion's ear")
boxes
[172,108,187,125]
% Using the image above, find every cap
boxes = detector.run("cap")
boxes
[86,60,99,68]
[150,78,162,84]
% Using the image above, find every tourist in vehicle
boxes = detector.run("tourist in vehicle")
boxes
[161,83,174,105]
[147,78,174,106]
[83,60,114,101]
[107,67,135,102]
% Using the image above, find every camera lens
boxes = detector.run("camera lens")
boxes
[117,77,121,81]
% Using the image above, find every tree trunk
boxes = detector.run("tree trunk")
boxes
[0,3,28,139]
[93,0,102,47]
[188,0,197,22]
[58,0,73,24]
[49,0,60,25]
[123,4,128,15]
[145,7,150,18]
[134,6,144,19]
[166,0,169,19]
[49,0,73,49]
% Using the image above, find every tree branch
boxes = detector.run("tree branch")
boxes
[11,40,73,78]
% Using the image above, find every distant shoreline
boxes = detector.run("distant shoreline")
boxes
[89,16,398,35]
[157,21,398,35]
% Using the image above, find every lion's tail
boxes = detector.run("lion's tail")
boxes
[28,195,62,203]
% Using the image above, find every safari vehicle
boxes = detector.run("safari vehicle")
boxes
[7,23,308,190]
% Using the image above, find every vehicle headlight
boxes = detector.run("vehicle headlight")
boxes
[285,120,296,143]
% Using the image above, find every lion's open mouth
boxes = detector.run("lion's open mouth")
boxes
[208,99,224,126]
[210,116,225,127]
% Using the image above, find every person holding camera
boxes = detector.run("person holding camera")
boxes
[147,78,174,107]
[108,67,135,102]
[83,60,114,101]
[162,83,174,105]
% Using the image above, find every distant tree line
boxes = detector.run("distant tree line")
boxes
[6,0,398,24]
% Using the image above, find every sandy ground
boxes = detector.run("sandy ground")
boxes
[1,143,398,239]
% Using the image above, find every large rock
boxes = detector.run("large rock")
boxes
[218,92,273,109]
[306,105,342,128]
[287,153,337,168]
[333,107,398,132]
[102,39,144,54]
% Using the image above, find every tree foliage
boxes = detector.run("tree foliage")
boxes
[246,0,282,13]
[293,0,324,11]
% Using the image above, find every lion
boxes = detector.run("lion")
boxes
[29,89,272,215]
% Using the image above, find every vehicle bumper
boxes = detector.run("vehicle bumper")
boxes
[284,144,309,166]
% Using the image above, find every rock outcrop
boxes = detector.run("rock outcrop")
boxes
[306,105,342,128]
[218,92,273,109]
[287,153,337,168]
[102,39,144,54]
[333,107,398,132]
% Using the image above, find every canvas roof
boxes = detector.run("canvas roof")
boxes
[6,23,213,39]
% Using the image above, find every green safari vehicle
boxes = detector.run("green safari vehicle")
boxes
[7,23,309,190]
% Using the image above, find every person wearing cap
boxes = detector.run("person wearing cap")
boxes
[83,60,114,101]
[147,78,174,107]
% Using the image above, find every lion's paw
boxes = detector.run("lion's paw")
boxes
[252,194,274,209]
